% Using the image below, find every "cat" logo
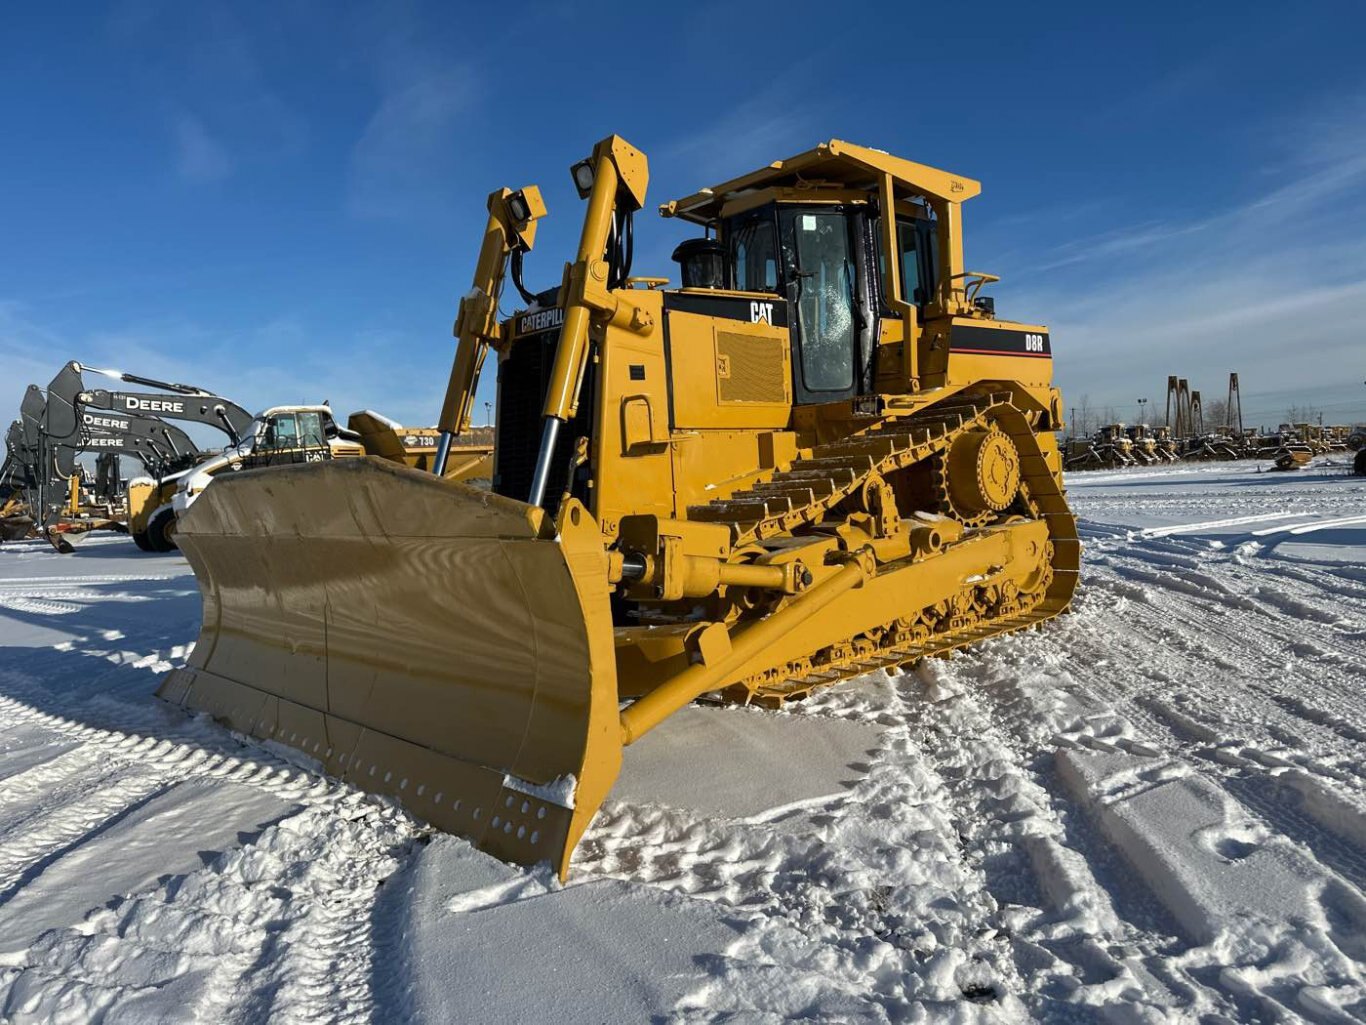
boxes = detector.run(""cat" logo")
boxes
[750,301,774,325]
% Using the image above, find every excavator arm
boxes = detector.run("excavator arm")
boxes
[71,416,200,477]
[62,362,254,444]
[43,363,203,476]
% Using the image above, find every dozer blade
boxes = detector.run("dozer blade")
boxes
[43,519,112,554]
[157,456,622,878]
[1,516,35,541]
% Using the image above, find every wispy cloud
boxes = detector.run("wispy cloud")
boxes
[340,4,482,222]
[1002,121,1366,424]
[1027,220,1211,274]
[111,0,305,184]
[172,113,233,182]
[347,67,475,220]
[656,74,829,191]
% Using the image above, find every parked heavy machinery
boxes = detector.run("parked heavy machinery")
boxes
[38,365,207,550]
[36,363,392,552]
[59,362,254,445]
[1249,429,1289,459]
[46,412,200,552]
[1151,424,1180,462]
[1,422,36,541]
[159,136,1079,878]
[0,494,31,541]
[93,451,123,506]
[346,411,493,479]
[1183,432,1241,462]
[129,404,359,551]
[1064,424,1135,470]
[1323,425,1351,452]
[1124,424,1163,465]
[152,405,479,553]
[1272,444,1314,471]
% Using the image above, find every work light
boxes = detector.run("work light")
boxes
[506,190,531,224]
[570,158,595,197]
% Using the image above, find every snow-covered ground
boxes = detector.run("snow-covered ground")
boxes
[0,458,1363,1023]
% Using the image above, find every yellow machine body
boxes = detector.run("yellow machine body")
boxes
[346,412,493,480]
[160,136,1079,878]
[128,478,171,536]
[0,493,35,541]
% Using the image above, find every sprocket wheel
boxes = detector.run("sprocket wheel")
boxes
[931,426,1022,528]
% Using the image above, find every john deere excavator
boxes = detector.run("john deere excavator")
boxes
[35,363,453,552]
[159,136,1078,878]
[33,365,208,551]
[1,421,37,541]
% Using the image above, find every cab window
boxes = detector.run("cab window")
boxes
[297,412,325,447]
[874,215,940,308]
[264,414,298,450]
[727,210,779,293]
[899,217,939,306]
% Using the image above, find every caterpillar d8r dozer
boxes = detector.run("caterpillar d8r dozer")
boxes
[158,136,1079,878]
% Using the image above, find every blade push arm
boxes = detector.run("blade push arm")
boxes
[527,135,650,507]
[433,186,546,477]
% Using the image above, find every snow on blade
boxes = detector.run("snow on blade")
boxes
[501,772,577,809]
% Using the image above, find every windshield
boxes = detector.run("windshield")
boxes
[265,414,299,450]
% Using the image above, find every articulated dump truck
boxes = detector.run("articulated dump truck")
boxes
[159,135,1079,878]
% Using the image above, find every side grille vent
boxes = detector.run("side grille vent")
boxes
[715,331,789,405]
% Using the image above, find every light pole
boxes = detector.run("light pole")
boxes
[1136,397,1148,425]
[484,402,493,427]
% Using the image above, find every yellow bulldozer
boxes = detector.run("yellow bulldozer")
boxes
[159,136,1079,878]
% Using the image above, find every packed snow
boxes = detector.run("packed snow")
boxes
[0,458,1363,1023]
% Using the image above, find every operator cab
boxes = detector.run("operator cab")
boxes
[671,195,944,406]
[248,407,356,467]
[259,410,327,452]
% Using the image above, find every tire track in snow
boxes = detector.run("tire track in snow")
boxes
[912,617,1366,1020]
[580,676,1040,1021]
[887,644,1250,1019]
[1078,535,1366,768]
[0,801,422,1025]
[891,661,1200,1020]
[0,658,425,1022]
[0,745,106,818]
[0,769,168,902]
[0,596,84,616]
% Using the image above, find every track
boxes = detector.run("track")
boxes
[0,463,1362,1022]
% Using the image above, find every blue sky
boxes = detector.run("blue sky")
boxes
[4,0,1366,441]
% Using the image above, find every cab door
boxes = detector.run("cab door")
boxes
[779,207,873,405]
